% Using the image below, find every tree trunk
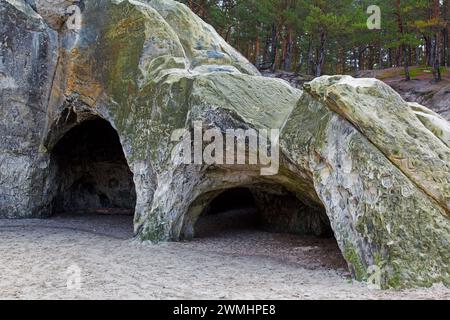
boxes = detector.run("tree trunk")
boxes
[431,0,442,81]
[358,47,365,70]
[403,45,411,80]
[236,21,241,52]
[263,34,271,67]
[305,37,313,75]
[431,35,442,81]
[283,27,293,70]
[424,35,432,66]
[354,49,359,71]
[443,0,449,66]
[316,32,326,77]
[378,43,384,69]
[396,0,403,68]
[388,48,393,67]
[254,32,260,66]
[224,25,232,43]
[339,47,346,74]
[444,28,449,67]
[280,27,287,70]
[270,24,279,71]
[368,46,375,70]
[414,46,421,65]
[296,50,304,74]
[293,38,302,73]
[199,0,206,20]
[395,0,410,80]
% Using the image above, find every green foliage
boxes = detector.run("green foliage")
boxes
[176,0,449,76]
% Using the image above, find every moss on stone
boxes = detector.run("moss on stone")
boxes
[344,244,368,281]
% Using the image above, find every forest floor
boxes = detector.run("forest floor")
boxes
[355,66,450,120]
[263,66,450,120]
[0,211,449,300]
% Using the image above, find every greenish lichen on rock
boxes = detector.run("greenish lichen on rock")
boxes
[1,0,449,289]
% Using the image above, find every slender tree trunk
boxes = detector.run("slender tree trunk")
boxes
[316,32,326,77]
[354,49,359,71]
[403,46,411,80]
[283,27,293,70]
[280,27,288,70]
[443,0,449,66]
[270,24,279,71]
[293,38,302,73]
[368,46,375,70]
[263,34,271,67]
[305,37,313,75]
[254,32,260,66]
[414,46,421,65]
[358,46,369,71]
[395,0,402,68]
[224,25,232,43]
[443,28,449,67]
[431,0,442,81]
[358,47,365,70]
[296,50,304,74]
[236,21,241,52]
[402,47,410,80]
[199,0,206,20]
[378,43,384,69]
[396,0,410,80]
[388,48,393,67]
[424,35,432,66]
[339,47,346,74]
[431,35,442,81]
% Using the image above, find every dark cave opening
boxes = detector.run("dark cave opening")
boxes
[50,118,136,216]
[195,188,261,236]
[194,186,334,239]
[193,186,348,271]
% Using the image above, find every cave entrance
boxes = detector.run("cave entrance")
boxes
[194,186,348,271]
[50,118,136,222]
[195,188,260,237]
[195,186,333,238]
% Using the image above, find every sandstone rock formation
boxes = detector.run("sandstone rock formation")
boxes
[1,0,449,289]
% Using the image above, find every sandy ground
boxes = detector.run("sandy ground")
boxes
[0,211,449,300]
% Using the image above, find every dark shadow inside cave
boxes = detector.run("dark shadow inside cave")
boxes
[193,186,348,271]
[50,118,136,217]
[194,186,334,239]
[195,188,261,237]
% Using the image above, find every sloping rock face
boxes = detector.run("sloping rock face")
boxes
[354,69,450,121]
[384,78,450,121]
[0,0,58,217]
[0,0,449,289]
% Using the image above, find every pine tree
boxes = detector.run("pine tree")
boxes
[176,0,448,79]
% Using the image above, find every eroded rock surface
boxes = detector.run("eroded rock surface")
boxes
[0,0,449,289]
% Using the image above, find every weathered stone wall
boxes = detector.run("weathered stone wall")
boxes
[0,0,58,217]
[282,84,450,288]
[250,184,332,237]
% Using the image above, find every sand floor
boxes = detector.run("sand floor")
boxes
[0,211,448,300]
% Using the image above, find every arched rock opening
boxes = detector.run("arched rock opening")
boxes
[193,185,334,239]
[192,185,348,271]
[49,118,136,216]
